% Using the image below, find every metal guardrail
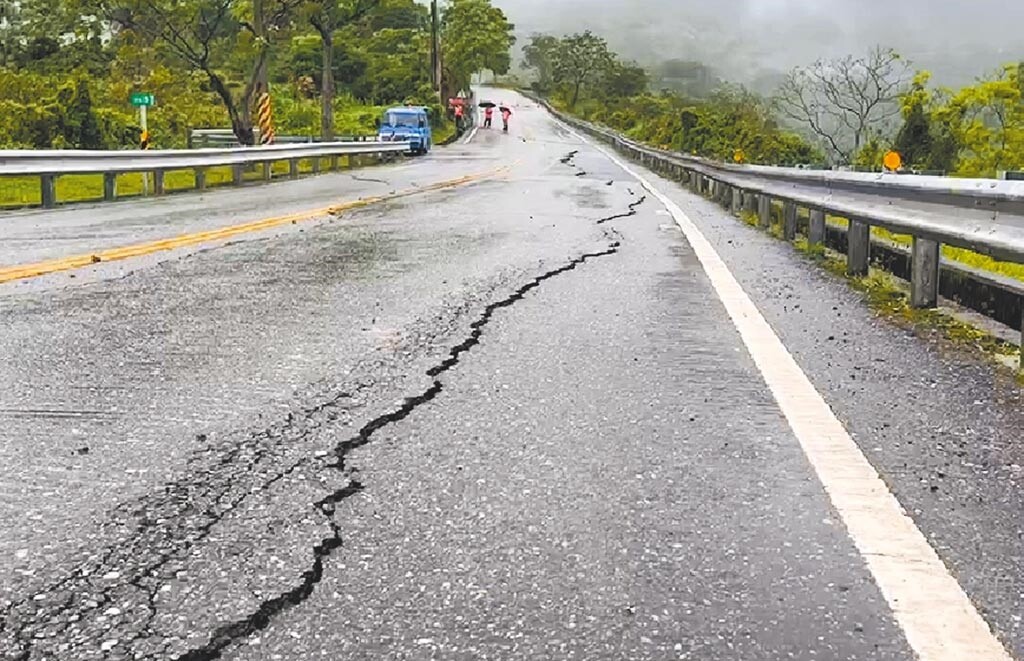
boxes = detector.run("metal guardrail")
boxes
[189,129,379,148]
[0,141,410,208]
[539,100,1024,360]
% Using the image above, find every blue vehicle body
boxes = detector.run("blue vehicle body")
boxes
[378,107,432,155]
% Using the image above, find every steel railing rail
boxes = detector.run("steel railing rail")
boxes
[535,97,1024,362]
[0,141,410,208]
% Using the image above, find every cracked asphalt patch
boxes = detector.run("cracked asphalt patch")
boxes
[173,235,622,660]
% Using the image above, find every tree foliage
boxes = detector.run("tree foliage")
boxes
[523,31,645,108]
[441,0,515,97]
[522,34,559,93]
[934,64,1024,176]
[0,0,464,148]
[523,30,820,167]
[551,31,614,108]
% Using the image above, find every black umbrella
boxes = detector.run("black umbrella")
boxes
[499,105,511,113]
[478,101,496,108]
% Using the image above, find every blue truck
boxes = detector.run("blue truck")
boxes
[377,106,433,155]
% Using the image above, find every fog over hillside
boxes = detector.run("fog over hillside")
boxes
[497,0,1024,90]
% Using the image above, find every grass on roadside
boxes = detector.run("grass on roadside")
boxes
[792,236,1021,368]
[822,215,1024,284]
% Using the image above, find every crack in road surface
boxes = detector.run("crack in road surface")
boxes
[597,195,647,224]
[172,236,622,660]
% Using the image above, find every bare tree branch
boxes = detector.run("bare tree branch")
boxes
[775,46,911,164]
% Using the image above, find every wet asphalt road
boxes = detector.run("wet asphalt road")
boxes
[0,90,1021,659]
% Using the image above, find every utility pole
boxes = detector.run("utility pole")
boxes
[430,0,442,102]
[253,0,268,95]
[250,0,269,145]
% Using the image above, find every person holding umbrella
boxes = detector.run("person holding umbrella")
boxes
[479,101,496,128]
[499,104,512,132]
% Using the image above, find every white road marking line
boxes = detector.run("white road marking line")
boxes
[564,124,1012,661]
[462,126,479,144]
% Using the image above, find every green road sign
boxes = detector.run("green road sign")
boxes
[130,93,155,107]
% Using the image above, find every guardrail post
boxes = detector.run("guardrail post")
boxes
[153,170,165,196]
[808,209,826,245]
[40,175,57,208]
[758,195,771,228]
[731,187,742,213]
[103,173,117,202]
[195,168,207,191]
[330,156,339,171]
[847,220,871,276]
[288,158,299,179]
[232,164,244,186]
[262,161,272,181]
[312,157,322,174]
[783,201,798,241]
[910,237,941,308]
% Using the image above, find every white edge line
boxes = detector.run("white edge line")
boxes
[561,122,1012,661]
[462,126,479,145]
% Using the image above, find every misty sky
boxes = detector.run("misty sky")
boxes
[496,0,1024,87]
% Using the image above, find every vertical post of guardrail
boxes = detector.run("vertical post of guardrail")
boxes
[288,158,299,179]
[758,195,771,229]
[103,173,117,202]
[910,237,941,308]
[195,168,207,191]
[232,164,244,186]
[745,192,757,213]
[153,170,165,196]
[783,201,798,241]
[312,157,321,174]
[40,175,57,209]
[330,156,339,171]
[731,187,742,213]
[847,220,871,276]
[808,209,826,245]
[262,161,272,181]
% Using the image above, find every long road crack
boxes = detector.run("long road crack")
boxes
[172,237,622,660]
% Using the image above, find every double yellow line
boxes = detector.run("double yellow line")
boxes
[0,167,507,285]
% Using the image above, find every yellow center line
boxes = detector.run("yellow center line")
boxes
[0,166,509,285]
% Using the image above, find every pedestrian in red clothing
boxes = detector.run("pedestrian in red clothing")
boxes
[454,104,464,130]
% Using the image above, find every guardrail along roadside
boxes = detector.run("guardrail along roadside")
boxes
[0,141,410,209]
[536,98,1024,367]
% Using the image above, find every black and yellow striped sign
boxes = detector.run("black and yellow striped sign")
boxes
[257,92,275,145]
